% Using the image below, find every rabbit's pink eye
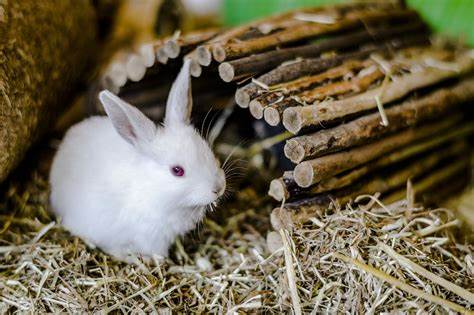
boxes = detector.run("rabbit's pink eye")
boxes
[171,166,185,177]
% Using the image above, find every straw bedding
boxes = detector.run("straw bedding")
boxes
[0,166,472,313]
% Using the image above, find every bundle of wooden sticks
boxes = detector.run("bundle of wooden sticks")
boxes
[183,2,474,223]
[87,28,231,120]
[90,2,474,225]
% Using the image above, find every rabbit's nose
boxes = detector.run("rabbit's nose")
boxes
[214,170,226,197]
[214,184,225,197]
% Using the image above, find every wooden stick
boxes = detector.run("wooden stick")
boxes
[105,61,128,89]
[297,66,384,102]
[340,157,469,210]
[268,171,294,201]
[293,115,462,187]
[196,45,214,67]
[383,160,470,205]
[264,65,384,125]
[138,43,156,67]
[104,51,132,88]
[195,13,281,66]
[156,47,169,64]
[125,53,147,82]
[202,2,398,66]
[212,9,419,62]
[270,139,468,201]
[164,39,181,59]
[249,61,366,119]
[183,51,203,78]
[254,60,370,122]
[165,29,220,60]
[262,47,455,125]
[234,34,428,107]
[283,52,474,134]
[284,77,474,163]
[249,93,283,119]
[218,22,426,82]
[273,155,470,227]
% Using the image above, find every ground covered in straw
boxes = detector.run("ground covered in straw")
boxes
[0,163,473,313]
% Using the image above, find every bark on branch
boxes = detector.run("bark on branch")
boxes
[284,77,474,163]
[283,52,474,134]
[293,115,463,187]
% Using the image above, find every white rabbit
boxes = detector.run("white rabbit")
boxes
[49,60,226,262]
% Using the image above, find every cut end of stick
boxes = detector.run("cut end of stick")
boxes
[283,107,303,134]
[106,62,127,88]
[164,40,180,59]
[196,46,213,66]
[249,99,265,119]
[189,59,202,77]
[268,179,288,201]
[126,54,146,82]
[212,44,226,62]
[156,48,169,64]
[284,139,305,164]
[264,107,281,126]
[218,62,234,82]
[138,43,155,67]
[235,88,251,108]
[270,207,293,231]
[294,162,314,188]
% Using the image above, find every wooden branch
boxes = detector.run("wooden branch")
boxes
[234,34,428,107]
[264,65,384,125]
[268,171,295,201]
[138,43,156,67]
[249,93,283,119]
[196,45,214,67]
[183,51,203,77]
[297,66,384,102]
[336,151,470,205]
[270,139,469,201]
[261,47,457,125]
[104,52,129,88]
[272,156,470,227]
[164,29,220,60]
[194,12,285,66]
[212,9,419,62]
[293,115,463,188]
[196,27,267,66]
[218,22,426,82]
[249,60,369,122]
[163,38,181,59]
[204,2,400,66]
[283,52,474,134]
[284,77,474,163]
[383,158,471,204]
[156,46,169,64]
[125,53,147,82]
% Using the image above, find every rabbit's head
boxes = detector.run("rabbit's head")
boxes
[98,60,226,209]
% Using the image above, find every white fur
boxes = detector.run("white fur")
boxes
[49,60,226,262]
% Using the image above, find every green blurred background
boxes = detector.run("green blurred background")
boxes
[223,0,474,45]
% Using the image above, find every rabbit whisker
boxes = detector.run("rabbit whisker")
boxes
[200,106,214,137]
[205,111,219,143]
[221,140,248,168]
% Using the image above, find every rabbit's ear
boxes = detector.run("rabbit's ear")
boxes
[99,90,156,148]
[164,59,192,126]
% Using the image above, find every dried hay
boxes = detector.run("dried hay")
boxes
[0,170,473,313]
